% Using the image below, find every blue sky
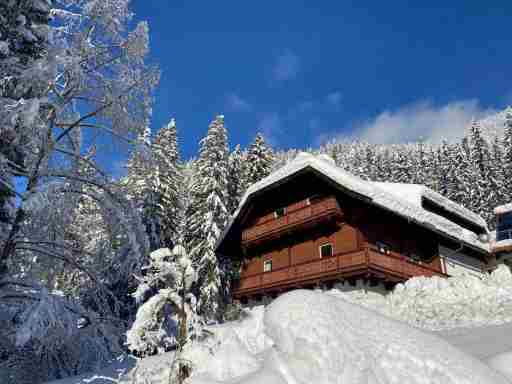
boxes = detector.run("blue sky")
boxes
[132,1,512,159]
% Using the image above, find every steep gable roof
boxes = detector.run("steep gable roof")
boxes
[217,152,490,254]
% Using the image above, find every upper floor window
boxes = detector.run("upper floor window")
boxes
[263,260,272,272]
[274,207,286,218]
[319,243,333,258]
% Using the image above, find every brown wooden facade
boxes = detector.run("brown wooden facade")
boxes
[218,169,485,301]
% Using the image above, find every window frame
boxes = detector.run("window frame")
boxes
[274,207,287,218]
[319,243,334,258]
[263,260,272,273]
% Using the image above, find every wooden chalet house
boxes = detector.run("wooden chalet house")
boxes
[216,152,492,302]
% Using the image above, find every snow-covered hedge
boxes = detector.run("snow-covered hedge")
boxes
[332,265,512,330]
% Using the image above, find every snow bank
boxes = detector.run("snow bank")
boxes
[334,265,512,330]
[118,306,269,384]
[47,290,512,384]
[185,290,509,383]
[487,352,512,380]
[261,290,507,384]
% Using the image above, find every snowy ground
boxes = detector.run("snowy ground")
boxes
[46,289,512,384]
[44,266,512,384]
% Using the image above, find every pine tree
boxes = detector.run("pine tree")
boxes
[187,115,230,322]
[490,136,506,226]
[391,149,412,183]
[412,140,428,185]
[362,144,377,181]
[227,144,245,214]
[152,118,183,248]
[0,0,50,273]
[244,133,274,188]
[125,128,163,251]
[468,120,494,221]
[436,140,464,200]
[503,106,512,201]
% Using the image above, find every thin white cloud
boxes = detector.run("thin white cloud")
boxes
[272,50,300,82]
[355,99,496,144]
[257,112,282,146]
[225,92,253,112]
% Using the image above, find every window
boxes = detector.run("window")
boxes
[497,212,512,241]
[376,241,391,255]
[263,260,272,272]
[319,243,333,258]
[274,207,286,218]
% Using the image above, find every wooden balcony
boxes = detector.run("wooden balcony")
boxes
[233,247,446,298]
[241,196,342,248]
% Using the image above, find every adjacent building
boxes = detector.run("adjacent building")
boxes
[492,203,512,264]
[216,152,492,302]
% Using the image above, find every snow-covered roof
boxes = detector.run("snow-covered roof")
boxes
[371,182,488,229]
[217,152,490,253]
[494,203,512,215]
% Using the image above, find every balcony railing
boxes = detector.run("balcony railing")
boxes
[233,247,445,297]
[241,196,342,247]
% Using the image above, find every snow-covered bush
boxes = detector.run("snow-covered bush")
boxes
[127,245,202,356]
[0,286,122,384]
[332,265,512,330]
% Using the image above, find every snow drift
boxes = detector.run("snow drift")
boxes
[260,290,507,384]
[117,290,509,384]
[333,265,512,330]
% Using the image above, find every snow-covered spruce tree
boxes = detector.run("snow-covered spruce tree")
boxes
[125,127,164,251]
[490,135,507,224]
[390,149,413,183]
[0,1,159,382]
[227,144,246,214]
[187,115,230,322]
[468,120,496,223]
[503,106,512,200]
[411,140,429,185]
[0,0,51,276]
[244,133,274,188]
[152,118,183,248]
[127,245,201,358]
[437,140,457,198]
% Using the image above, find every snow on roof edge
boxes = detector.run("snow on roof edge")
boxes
[371,182,488,230]
[495,203,512,215]
[217,152,490,254]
